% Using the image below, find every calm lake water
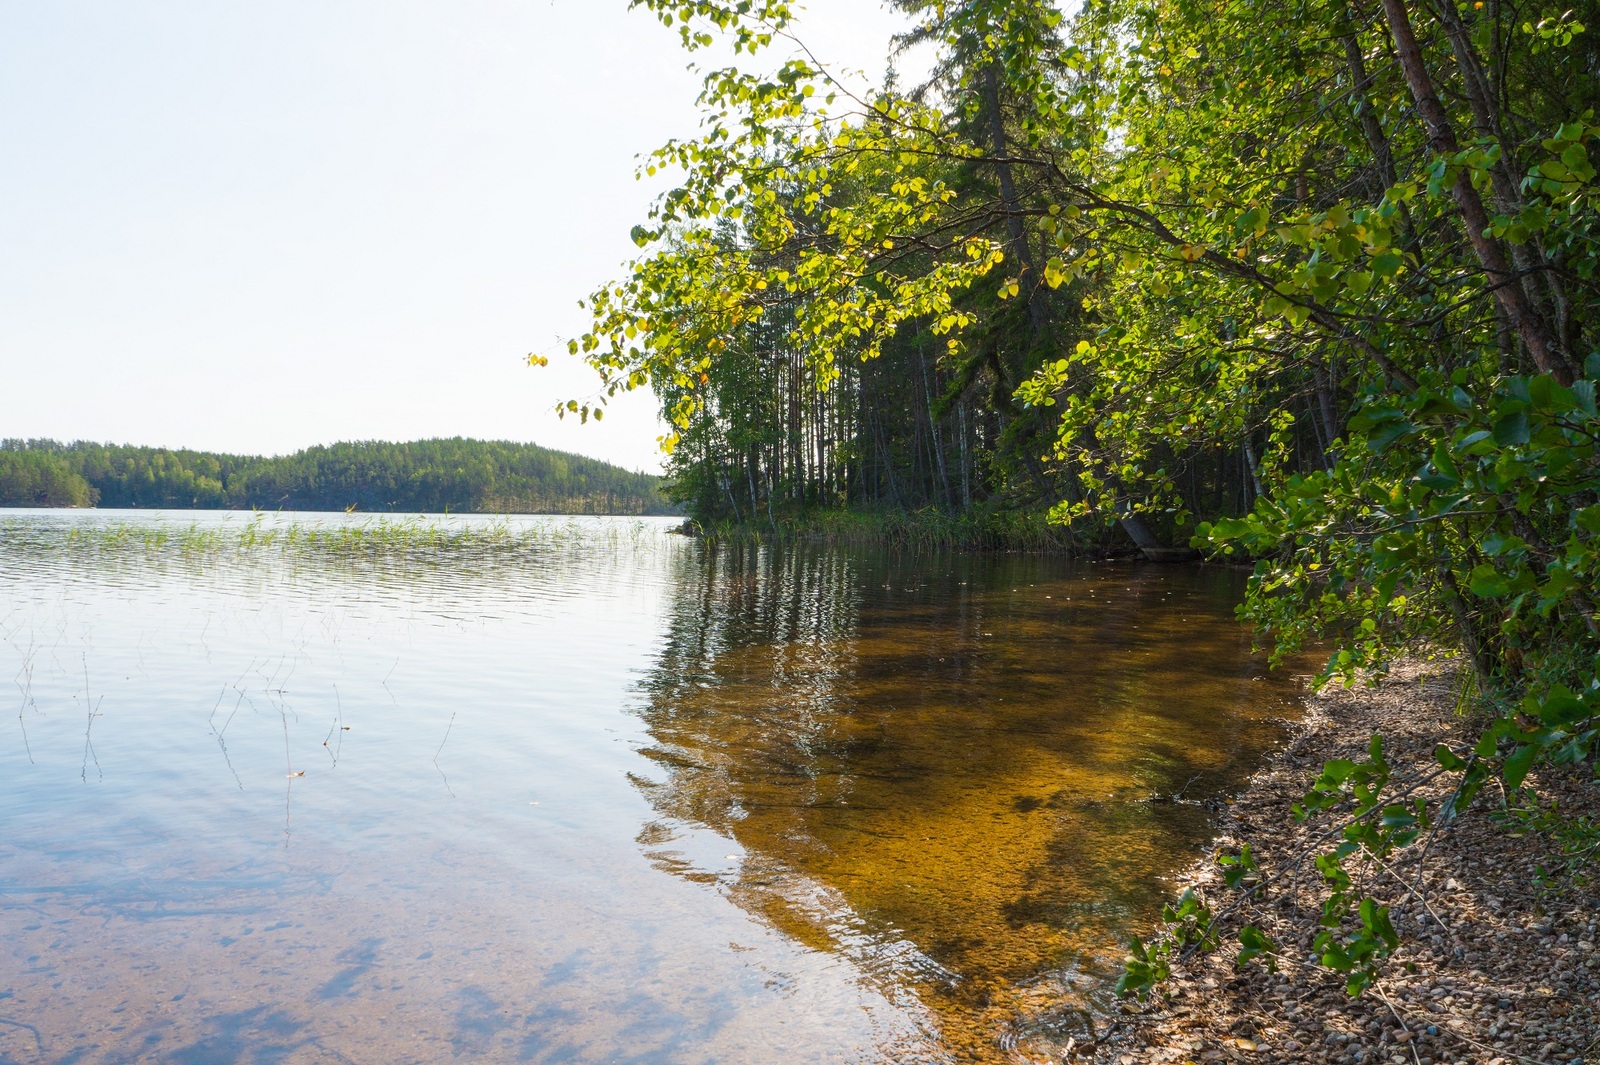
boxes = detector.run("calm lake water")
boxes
[0,511,1305,1064]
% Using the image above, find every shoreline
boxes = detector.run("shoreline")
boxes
[675,507,1084,552]
[1084,658,1599,1065]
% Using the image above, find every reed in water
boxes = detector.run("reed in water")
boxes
[15,513,663,558]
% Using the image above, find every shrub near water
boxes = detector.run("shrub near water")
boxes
[1111,364,1600,999]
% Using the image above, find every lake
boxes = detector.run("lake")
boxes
[0,511,1305,1064]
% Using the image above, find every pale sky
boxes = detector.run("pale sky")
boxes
[1,1,919,473]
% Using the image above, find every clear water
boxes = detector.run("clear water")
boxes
[0,512,1305,1064]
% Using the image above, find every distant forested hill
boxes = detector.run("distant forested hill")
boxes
[0,438,673,514]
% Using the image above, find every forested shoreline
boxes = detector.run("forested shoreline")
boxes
[564,0,1600,1014]
[0,438,672,515]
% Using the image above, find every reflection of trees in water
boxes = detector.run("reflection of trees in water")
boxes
[630,545,1300,1059]
[634,542,865,831]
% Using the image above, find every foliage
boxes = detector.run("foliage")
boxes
[0,438,672,515]
[567,0,1600,1003]
[1113,888,1218,997]
[1497,795,1600,888]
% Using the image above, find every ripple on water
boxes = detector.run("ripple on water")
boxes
[0,511,1303,1063]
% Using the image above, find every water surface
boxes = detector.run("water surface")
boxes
[0,512,1304,1063]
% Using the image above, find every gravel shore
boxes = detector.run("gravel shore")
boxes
[1088,659,1600,1065]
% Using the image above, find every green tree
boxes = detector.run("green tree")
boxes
[0,445,97,507]
[571,0,1599,997]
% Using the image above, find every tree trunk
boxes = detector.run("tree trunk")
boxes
[1432,0,1575,352]
[1117,504,1164,552]
[1340,31,1398,190]
[1314,362,1341,468]
[1242,438,1266,500]
[981,62,1049,339]
[921,343,954,509]
[1377,0,1572,383]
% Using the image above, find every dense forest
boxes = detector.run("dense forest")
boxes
[574,0,1599,554]
[567,0,1600,998]
[0,438,672,515]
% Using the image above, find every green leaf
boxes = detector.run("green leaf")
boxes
[1561,142,1595,181]
[1359,898,1399,950]
[1469,565,1512,597]
[1237,925,1277,969]
[1503,743,1539,790]
[1527,375,1578,413]
[1365,419,1415,453]
[1492,411,1530,446]
[1370,249,1403,276]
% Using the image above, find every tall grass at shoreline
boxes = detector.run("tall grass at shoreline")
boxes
[683,507,1095,553]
